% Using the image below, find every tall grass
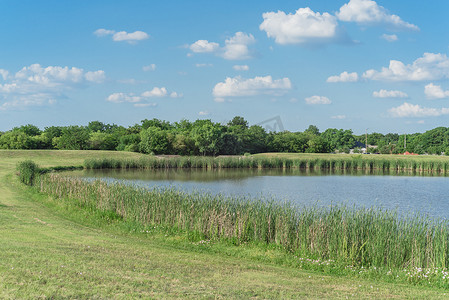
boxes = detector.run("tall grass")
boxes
[37,172,449,272]
[84,156,449,174]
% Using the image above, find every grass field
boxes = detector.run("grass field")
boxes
[1,150,449,298]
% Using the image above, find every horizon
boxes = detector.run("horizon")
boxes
[1,0,448,135]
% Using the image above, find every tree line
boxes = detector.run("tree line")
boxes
[1,116,448,155]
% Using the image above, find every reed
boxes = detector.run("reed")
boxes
[84,155,449,174]
[36,172,449,273]
[16,160,39,186]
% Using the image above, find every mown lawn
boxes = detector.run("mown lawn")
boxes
[1,150,448,298]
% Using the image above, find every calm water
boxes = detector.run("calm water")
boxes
[69,169,449,219]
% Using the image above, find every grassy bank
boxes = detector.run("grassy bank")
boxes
[33,166,449,288]
[2,150,449,298]
[84,153,449,174]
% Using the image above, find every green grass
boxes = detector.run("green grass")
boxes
[35,171,449,288]
[1,150,449,298]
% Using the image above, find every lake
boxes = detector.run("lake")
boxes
[68,168,449,219]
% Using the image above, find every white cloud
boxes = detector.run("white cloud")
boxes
[85,70,106,83]
[425,83,449,99]
[0,69,9,80]
[259,7,345,45]
[94,28,115,36]
[373,89,408,98]
[189,32,255,60]
[363,53,449,81]
[107,92,141,103]
[326,71,358,83]
[381,34,398,42]
[94,28,149,43]
[141,87,168,98]
[388,102,449,118]
[0,64,105,110]
[143,64,156,71]
[107,87,181,104]
[198,111,210,116]
[337,0,419,31]
[112,31,149,42]
[190,40,220,53]
[14,64,85,85]
[305,95,331,105]
[331,115,346,119]
[170,91,182,98]
[212,75,291,101]
[233,65,249,71]
[222,32,255,60]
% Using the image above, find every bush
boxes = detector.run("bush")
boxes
[17,160,39,186]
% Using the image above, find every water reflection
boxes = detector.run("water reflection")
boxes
[67,168,449,219]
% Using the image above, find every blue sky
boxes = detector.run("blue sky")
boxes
[1,0,448,134]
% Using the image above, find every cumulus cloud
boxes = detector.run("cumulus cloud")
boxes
[260,7,346,45]
[212,75,291,102]
[190,40,220,53]
[331,115,346,119]
[169,91,182,98]
[143,64,156,71]
[107,87,181,105]
[388,102,449,118]
[373,89,408,98]
[94,28,149,44]
[198,111,210,116]
[222,32,255,60]
[85,70,106,83]
[337,0,419,31]
[425,83,449,99]
[305,95,331,105]
[326,71,358,83]
[233,65,249,71]
[141,87,168,98]
[113,31,149,42]
[0,64,105,110]
[189,32,255,60]
[363,53,449,81]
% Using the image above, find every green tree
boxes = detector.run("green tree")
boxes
[141,118,172,130]
[56,126,90,150]
[304,125,320,136]
[0,130,32,149]
[140,126,170,154]
[321,128,355,152]
[190,121,223,156]
[19,124,41,136]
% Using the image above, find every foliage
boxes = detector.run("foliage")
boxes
[56,126,90,150]
[0,130,33,149]
[16,160,39,186]
[3,117,449,156]
[190,120,223,156]
[140,126,171,154]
